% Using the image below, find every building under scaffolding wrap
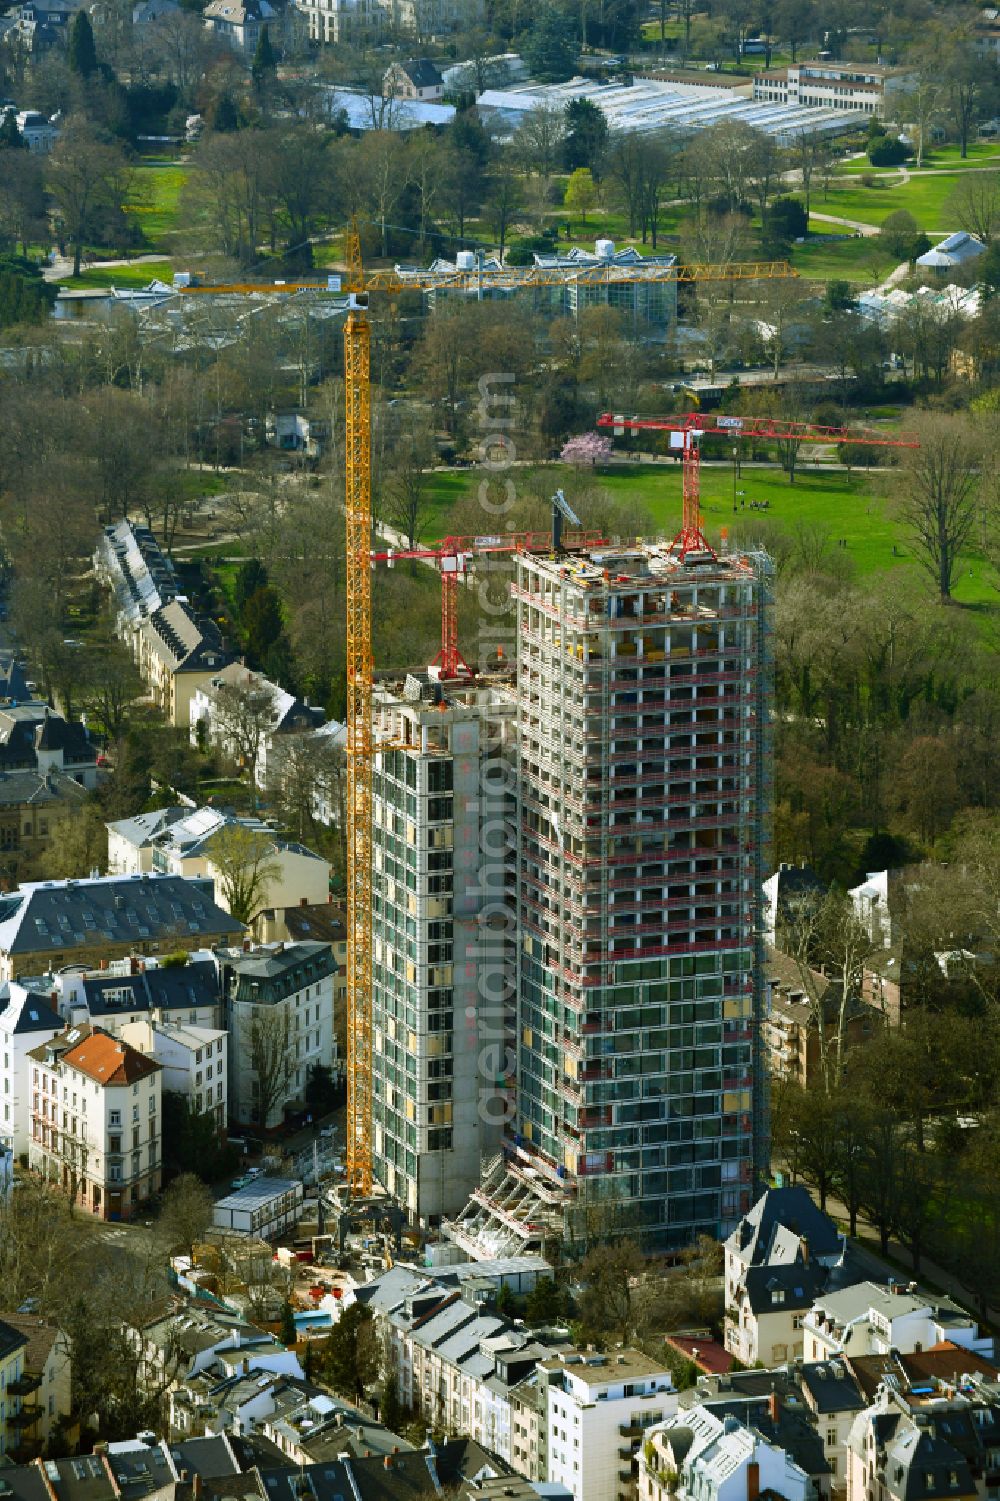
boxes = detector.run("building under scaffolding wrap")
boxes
[448,540,773,1257]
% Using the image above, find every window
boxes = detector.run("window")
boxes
[827,1430,837,1447]
[109,1110,121,1127]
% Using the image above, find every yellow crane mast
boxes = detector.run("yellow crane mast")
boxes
[343,223,374,1197]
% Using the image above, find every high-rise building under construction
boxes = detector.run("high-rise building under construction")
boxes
[450,540,773,1254]
[370,669,516,1223]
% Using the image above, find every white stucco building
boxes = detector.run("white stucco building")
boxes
[802,1281,987,1362]
[0,983,64,1156]
[220,943,336,1129]
[106,805,331,930]
[120,1017,228,1131]
[544,1350,678,1501]
[27,1024,162,1222]
[640,1405,811,1501]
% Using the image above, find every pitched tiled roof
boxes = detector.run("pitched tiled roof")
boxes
[0,1311,60,1374]
[66,1028,161,1085]
[397,58,443,87]
[0,873,243,957]
[29,1025,161,1086]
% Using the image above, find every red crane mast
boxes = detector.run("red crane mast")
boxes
[596,411,919,559]
[371,526,607,679]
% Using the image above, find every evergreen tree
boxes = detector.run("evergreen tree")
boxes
[280,1300,297,1347]
[251,24,277,96]
[0,112,24,149]
[211,93,240,131]
[68,10,98,78]
[381,1370,405,1434]
[522,6,576,83]
[563,97,608,172]
[0,257,57,330]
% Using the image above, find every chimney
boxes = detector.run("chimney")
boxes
[384,1458,393,1471]
[769,1390,780,1425]
[747,1462,760,1501]
[193,1475,203,1500]
[179,1474,188,1485]
[800,1235,809,1266]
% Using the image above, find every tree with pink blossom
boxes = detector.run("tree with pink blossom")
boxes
[560,432,613,467]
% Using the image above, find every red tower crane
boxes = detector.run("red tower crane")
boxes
[372,495,606,679]
[596,411,919,559]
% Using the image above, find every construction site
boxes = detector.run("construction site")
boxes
[178,233,920,1257]
[333,214,782,1251]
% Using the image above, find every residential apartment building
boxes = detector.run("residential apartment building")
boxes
[51,953,224,1034]
[220,942,336,1128]
[452,542,773,1256]
[27,1024,162,1221]
[0,874,243,982]
[293,0,379,45]
[354,1259,553,1460]
[351,1258,674,1501]
[369,670,516,1223]
[752,61,911,115]
[640,1405,811,1501]
[723,1185,846,1362]
[120,1017,228,1130]
[188,663,334,797]
[544,1350,678,1501]
[0,699,102,881]
[0,1319,29,1458]
[763,947,878,1091]
[106,805,331,930]
[95,520,231,727]
[202,0,274,51]
[802,1282,987,1362]
[0,983,63,1155]
[845,1386,983,1501]
[0,1312,73,1455]
[138,1306,298,1397]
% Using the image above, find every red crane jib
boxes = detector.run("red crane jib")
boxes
[369,530,609,678]
[595,412,919,559]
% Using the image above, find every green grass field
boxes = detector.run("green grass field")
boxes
[839,142,1000,174]
[69,260,175,288]
[794,230,893,282]
[816,172,971,232]
[127,160,189,251]
[423,460,998,611]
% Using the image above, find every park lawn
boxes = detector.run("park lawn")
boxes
[840,142,1000,174]
[422,460,998,614]
[818,169,995,231]
[127,161,189,250]
[794,230,893,283]
[68,259,175,288]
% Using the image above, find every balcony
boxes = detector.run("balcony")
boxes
[8,1373,41,1396]
[9,1403,40,1429]
[620,1423,642,1439]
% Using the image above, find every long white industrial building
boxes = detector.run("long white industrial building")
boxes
[478,76,859,143]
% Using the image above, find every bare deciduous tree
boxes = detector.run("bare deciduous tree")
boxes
[248,1006,295,1129]
[209,677,278,779]
[899,414,981,603]
[208,824,282,926]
